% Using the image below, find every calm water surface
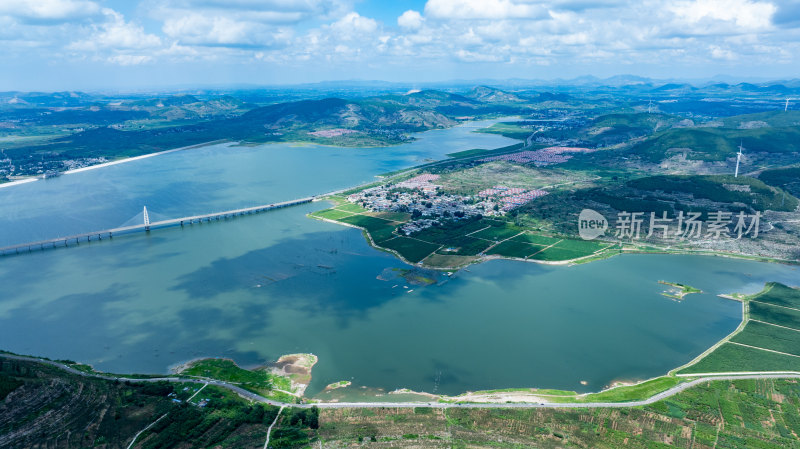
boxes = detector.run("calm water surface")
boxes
[0,119,515,246]
[0,122,796,396]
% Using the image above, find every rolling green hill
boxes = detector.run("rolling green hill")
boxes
[721,110,800,129]
[627,174,799,212]
[465,86,529,103]
[3,97,458,164]
[630,125,800,162]
[759,166,800,196]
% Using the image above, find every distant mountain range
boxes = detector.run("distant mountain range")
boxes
[4,76,800,102]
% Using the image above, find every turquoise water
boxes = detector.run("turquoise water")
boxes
[0,122,797,396]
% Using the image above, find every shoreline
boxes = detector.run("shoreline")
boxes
[0,139,230,190]
[0,117,516,191]
[6,351,800,409]
[64,139,231,175]
[0,177,39,189]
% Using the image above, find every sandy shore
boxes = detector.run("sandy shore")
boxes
[0,139,229,190]
[65,139,229,174]
[0,178,39,189]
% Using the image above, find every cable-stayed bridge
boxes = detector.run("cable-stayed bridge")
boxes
[0,197,314,256]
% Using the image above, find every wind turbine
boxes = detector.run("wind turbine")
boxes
[786,99,791,112]
[735,141,744,178]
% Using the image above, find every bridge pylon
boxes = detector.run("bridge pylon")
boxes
[143,206,150,231]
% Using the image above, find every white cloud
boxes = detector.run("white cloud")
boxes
[148,0,353,49]
[331,12,377,34]
[455,49,505,62]
[147,0,353,24]
[670,0,777,30]
[2,0,800,82]
[709,44,737,59]
[0,0,101,22]
[398,10,424,29]
[163,14,266,46]
[69,9,161,51]
[108,54,153,65]
[424,0,547,20]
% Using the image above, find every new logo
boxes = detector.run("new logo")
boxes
[578,209,608,240]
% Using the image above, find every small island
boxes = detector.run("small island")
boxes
[658,281,702,301]
[323,380,352,391]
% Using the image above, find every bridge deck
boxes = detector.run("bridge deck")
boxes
[0,197,314,255]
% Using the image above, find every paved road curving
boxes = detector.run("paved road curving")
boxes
[4,353,799,409]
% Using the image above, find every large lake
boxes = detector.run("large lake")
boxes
[0,120,797,396]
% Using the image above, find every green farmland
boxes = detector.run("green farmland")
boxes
[380,236,440,263]
[310,201,613,268]
[475,121,533,140]
[679,283,800,375]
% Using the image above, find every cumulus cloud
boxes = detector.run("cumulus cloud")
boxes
[709,44,737,60]
[331,11,377,34]
[398,10,424,29]
[162,14,287,47]
[2,0,800,79]
[670,0,776,31]
[424,0,547,20]
[0,0,101,22]
[147,0,353,24]
[69,9,161,51]
[147,0,355,49]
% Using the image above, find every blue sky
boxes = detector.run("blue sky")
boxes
[1,0,799,91]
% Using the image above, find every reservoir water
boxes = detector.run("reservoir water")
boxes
[0,121,797,396]
[0,120,516,246]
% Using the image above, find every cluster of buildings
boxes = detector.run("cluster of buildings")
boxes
[348,174,479,220]
[347,174,550,232]
[479,146,595,166]
[477,185,549,211]
[396,173,441,193]
[308,128,359,138]
[399,218,440,235]
[0,156,107,181]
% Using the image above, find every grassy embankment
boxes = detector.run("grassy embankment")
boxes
[443,376,686,405]
[678,282,800,374]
